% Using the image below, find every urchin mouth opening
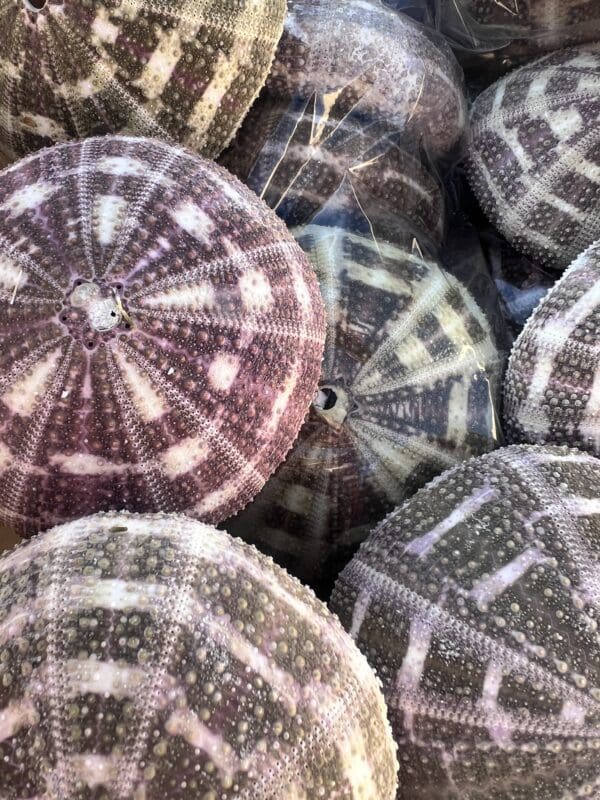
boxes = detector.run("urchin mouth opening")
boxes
[314,387,338,411]
[23,0,47,12]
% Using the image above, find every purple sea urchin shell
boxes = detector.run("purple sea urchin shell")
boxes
[266,0,467,157]
[0,0,286,162]
[0,135,325,536]
[221,96,446,247]
[331,444,600,800]
[0,511,399,799]
[504,239,600,453]
[226,222,502,594]
[467,45,600,270]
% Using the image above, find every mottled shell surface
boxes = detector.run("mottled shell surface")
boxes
[0,511,399,799]
[221,95,445,247]
[0,0,286,162]
[331,444,600,800]
[226,223,502,595]
[468,45,600,270]
[462,0,600,49]
[504,239,600,454]
[0,136,325,536]
[266,0,467,157]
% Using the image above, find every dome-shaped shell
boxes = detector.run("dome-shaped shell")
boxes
[504,239,600,453]
[331,444,600,800]
[220,95,445,248]
[226,222,502,595]
[266,0,467,157]
[0,0,286,162]
[461,0,600,49]
[468,45,600,270]
[0,511,399,799]
[0,135,325,536]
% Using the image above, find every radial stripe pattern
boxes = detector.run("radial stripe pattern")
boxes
[227,224,502,595]
[468,45,600,270]
[0,0,286,162]
[332,444,600,800]
[0,511,398,799]
[0,136,325,536]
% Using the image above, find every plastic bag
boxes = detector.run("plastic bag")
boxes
[220,64,507,595]
[437,0,600,87]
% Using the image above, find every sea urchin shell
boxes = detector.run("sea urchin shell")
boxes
[468,45,600,270]
[0,0,286,162]
[0,135,325,536]
[227,220,502,594]
[331,444,600,800]
[266,0,467,157]
[0,511,398,799]
[504,239,600,454]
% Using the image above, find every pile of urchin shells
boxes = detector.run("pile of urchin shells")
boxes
[1,0,600,797]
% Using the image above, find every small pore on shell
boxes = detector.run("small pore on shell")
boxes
[22,0,47,12]
[313,384,349,429]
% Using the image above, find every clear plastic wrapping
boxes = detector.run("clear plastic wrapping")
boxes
[220,57,507,593]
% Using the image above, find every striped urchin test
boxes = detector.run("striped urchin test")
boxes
[0,0,286,162]
[468,45,600,270]
[504,239,600,454]
[0,136,325,536]
[266,0,466,157]
[0,512,399,799]
[227,224,502,595]
[331,444,600,800]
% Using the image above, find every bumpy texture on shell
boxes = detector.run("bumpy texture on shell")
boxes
[0,136,325,536]
[331,444,600,800]
[226,222,502,595]
[0,0,286,162]
[468,45,600,270]
[266,0,466,157]
[0,511,399,799]
[221,95,445,247]
[461,0,600,50]
[504,239,600,453]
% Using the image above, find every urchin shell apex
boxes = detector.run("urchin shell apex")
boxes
[331,444,600,800]
[227,223,502,594]
[0,0,286,162]
[468,45,600,270]
[0,135,325,535]
[504,239,600,454]
[0,511,399,799]
[266,0,467,157]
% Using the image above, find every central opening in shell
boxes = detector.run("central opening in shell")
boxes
[23,0,47,11]
[314,387,338,411]
[69,282,122,333]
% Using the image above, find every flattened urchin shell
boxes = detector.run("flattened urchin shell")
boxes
[226,224,502,595]
[504,239,600,453]
[266,0,467,157]
[0,0,286,162]
[331,444,600,800]
[468,45,600,270]
[221,95,445,247]
[0,511,399,799]
[0,135,325,536]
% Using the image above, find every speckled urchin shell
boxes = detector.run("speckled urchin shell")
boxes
[0,511,399,799]
[0,135,326,536]
[462,0,600,50]
[468,45,600,270]
[220,95,445,248]
[504,239,600,453]
[331,443,600,800]
[0,0,286,163]
[226,223,502,595]
[265,0,467,157]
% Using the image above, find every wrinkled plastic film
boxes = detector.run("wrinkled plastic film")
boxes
[220,20,507,594]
